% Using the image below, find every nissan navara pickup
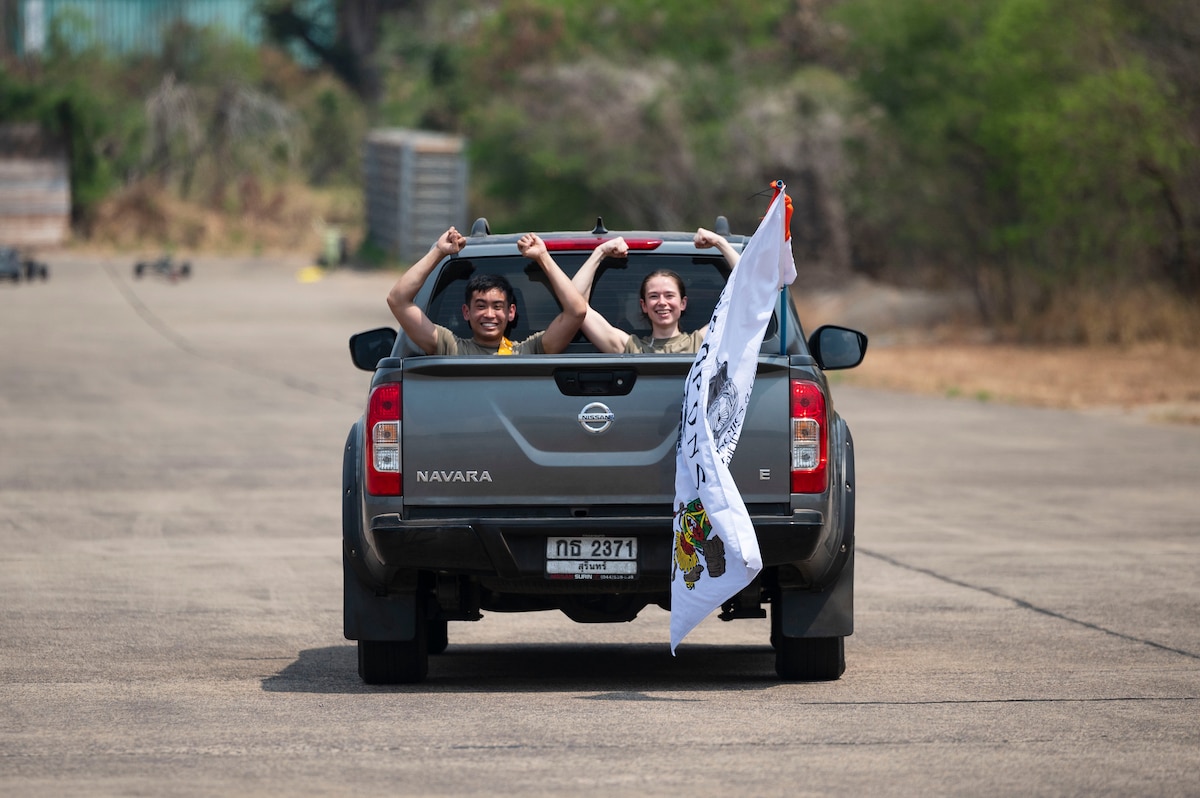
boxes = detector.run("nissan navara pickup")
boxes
[343,216,867,683]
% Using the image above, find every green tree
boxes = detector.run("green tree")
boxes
[834,0,1199,325]
[370,0,853,241]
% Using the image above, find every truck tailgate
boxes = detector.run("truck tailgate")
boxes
[400,355,792,508]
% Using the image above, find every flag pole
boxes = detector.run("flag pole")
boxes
[780,287,787,356]
[774,179,793,357]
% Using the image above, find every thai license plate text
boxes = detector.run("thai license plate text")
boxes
[545,536,637,580]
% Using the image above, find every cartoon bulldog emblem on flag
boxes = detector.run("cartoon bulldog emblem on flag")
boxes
[672,498,727,590]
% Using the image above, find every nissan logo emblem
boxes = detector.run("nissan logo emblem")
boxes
[578,402,615,434]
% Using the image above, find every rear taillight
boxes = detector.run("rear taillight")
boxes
[366,384,401,496]
[790,380,828,493]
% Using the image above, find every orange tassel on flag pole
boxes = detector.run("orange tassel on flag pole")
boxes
[770,179,793,241]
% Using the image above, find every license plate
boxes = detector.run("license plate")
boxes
[545,536,637,580]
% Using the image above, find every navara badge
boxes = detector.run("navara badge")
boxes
[578,402,615,434]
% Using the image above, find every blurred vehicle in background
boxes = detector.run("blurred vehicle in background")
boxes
[134,254,191,281]
[0,246,49,283]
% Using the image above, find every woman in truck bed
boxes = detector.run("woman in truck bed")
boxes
[571,228,739,354]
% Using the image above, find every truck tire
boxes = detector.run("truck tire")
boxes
[775,635,845,681]
[770,590,846,680]
[358,627,428,685]
[428,619,449,655]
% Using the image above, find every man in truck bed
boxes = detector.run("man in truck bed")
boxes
[387,226,587,355]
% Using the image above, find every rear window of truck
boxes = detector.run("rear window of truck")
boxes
[427,253,733,347]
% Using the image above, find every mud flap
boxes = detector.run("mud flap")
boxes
[778,548,854,638]
[343,555,418,641]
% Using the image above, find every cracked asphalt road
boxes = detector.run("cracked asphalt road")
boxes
[1,253,1197,797]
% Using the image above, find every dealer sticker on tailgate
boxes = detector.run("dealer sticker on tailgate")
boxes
[545,536,637,580]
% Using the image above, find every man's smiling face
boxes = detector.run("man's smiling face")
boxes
[462,288,515,345]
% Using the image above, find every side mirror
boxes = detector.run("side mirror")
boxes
[349,327,398,371]
[809,325,868,371]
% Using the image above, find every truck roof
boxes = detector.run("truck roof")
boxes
[456,216,751,254]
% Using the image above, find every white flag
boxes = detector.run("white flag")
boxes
[670,183,797,653]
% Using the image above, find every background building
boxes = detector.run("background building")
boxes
[1,0,268,58]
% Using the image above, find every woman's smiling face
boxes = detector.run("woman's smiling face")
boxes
[640,273,688,335]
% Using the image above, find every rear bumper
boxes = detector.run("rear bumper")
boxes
[365,511,826,581]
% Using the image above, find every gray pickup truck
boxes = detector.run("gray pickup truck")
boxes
[343,217,867,684]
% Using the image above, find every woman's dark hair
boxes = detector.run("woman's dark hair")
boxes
[639,269,687,300]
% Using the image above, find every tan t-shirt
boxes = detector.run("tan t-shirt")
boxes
[623,329,706,354]
[433,325,547,355]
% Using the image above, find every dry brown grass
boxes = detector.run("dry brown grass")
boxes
[798,279,1200,424]
[835,342,1200,422]
[1013,284,1200,347]
[83,179,363,258]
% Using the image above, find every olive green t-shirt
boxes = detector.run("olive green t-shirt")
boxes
[623,329,706,354]
[433,325,548,355]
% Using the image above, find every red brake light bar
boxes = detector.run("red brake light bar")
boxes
[544,237,663,252]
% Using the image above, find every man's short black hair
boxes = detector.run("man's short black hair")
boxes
[464,273,515,308]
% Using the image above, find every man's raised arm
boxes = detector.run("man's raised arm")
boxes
[386,227,467,354]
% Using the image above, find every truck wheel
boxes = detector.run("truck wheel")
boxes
[775,635,845,681]
[358,629,428,685]
[428,619,449,655]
